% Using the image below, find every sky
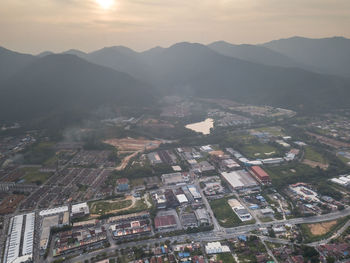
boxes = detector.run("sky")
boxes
[1,0,350,54]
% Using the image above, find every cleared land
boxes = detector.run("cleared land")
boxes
[301,216,350,243]
[103,137,162,152]
[104,137,163,170]
[89,195,148,216]
[308,221,337,236]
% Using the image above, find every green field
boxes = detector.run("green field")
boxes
[89,199,132,215]
[217,253,236,263]
[253,126,285,137]
[304,147,327,164]
[265,163,320,187]
[21,167,52,185]
[240,143,280,159]
[209,198,254,228]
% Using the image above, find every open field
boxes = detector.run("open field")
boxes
[216,253,236,263]
[89,196,134,215]
[240,143,280,159]
[89,195,149,216]
[308,221,337,236]
[252,126,285,136]
[103,137,162,152]
[265,163,319,187]
[301,216,350,243]
[304,147,328,164]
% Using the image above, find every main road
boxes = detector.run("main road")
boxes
[58,207,350,263]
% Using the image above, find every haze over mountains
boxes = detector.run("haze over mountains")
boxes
[1,36,350,124]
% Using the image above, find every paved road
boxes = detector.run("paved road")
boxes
[57,207,350,263]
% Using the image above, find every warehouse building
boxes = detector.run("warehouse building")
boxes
[249,166,271,185]
[39,205,68,217]
[221,170,259,192]
[71,202,90,219]
[187,185,202,200]
[195,208,211,226]
[205,242,230,254]
[228,199,252,222]
[162,172,190,185]
[4,213,35,263]
[154,215,177,230]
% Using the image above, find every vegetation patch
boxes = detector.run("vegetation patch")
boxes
[20,167,52,185]
[240,143,280,159]
[89,197,133,215]
[304,146,328,164]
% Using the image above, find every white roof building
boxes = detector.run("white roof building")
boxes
[187,185,201,199]
[205,242,230,254]
[71,202,90,216]
[4,213,35,263]
[39,205,68,217]
[176,194,188,204]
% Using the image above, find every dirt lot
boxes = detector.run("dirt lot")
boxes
[104,137,163,170]
[302,159,329,170]
[104,137,162,152]
[308,220,337,236]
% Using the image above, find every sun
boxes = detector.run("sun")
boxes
[95,0,114,9]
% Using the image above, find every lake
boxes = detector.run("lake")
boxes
[185,118,214,135]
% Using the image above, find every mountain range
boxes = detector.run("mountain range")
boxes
[1,36,350,124]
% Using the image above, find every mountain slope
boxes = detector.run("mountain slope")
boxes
[0,54,154,122]
[263,36,350,77]
[208,41,300,68]
[0,47,37,83]
[143,42,350,112]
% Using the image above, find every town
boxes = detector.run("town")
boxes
[2,98,350,263]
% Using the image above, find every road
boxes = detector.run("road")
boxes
[59,207,350,263]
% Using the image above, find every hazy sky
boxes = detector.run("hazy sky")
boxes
[1,0,350,54]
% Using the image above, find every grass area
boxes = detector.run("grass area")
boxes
[265,163,321,188]
[89,199,132,215]
[304,146,327,164]
[240,143,280,159]
[209,197,255,228]
[217,253,236,263]
[253,126,285,137]
[24,141,56,164]
[300,216,350,243]
[20,167,52,185]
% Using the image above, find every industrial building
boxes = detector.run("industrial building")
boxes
[154,215,177,230]
[155,192,167,209]
[39,205,68,217]
[261,158,284,165]
[71,202,90,218]
[221,170,259,192]
[187,185,202,200]
[176,194,188,204]
[205,242,230,254]
[228,199,252,222]
[4,213,35,263]
[249,166,271,185]
[330,175,350,187]
[116,178,129,192]
[194,208,211,225]
[161,172,190,185]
